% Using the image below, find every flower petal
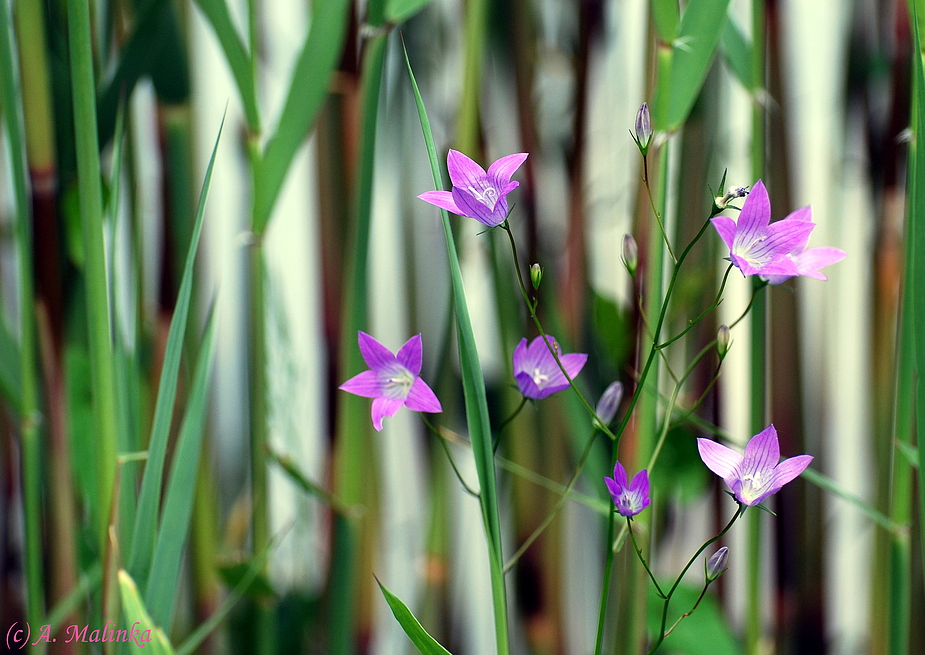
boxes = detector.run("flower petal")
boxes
[793,247,846,279]
[371,397,404,431]
[769,454,813,490]
[404,377,442,413]
[559,352,588,379]
[339,370,382,399]
[784,205,813,223]
[512,338,529,374]
[604,476,622,504]
[447,149,487,190]
[452,186,503,226]
[629,469,650,498]
[748,219,815,264]
[735,180,771,246]
[711,216,738,253]
[487,152,528,185]
[697,438,742,479]
[358,332,397,371]
[743,424,781,473]
[612,462,629,489]
[418,190,463,215]
[396,334,423,376]
[514,371,549,399]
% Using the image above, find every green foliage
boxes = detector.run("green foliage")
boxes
[119,570,177,655]
[651,0,680,43]
[720,18,753,90]
[386,0,435,24]
[377,581,453,655]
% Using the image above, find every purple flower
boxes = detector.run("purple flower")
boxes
[418,149,528,227]
[711,180,816,277]
[339,332,442,431]
[605,462,651,517]
[697,425,813,507]
[512,335,587,400]
[757,207,847,284]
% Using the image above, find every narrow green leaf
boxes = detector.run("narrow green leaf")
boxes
[800,468,903,535]
[0,317,21,413]
[128,115,224,591]
[385,0,433,24]
[907,0,925,578]
[403,45,510,655]
[377,580,453,655]
[192,0,259,129]
[720,17,752,90]
[251,0,351,233]
[651,0,680,43]
[663,0,733,129]
[118,570,176,654]
[145,311,217,631]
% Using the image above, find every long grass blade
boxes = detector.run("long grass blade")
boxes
[145,309,218,631]
[403,44,510,655]
[128,113,224,590]
[377,580,454,655]
[118,570,176,654]
[251,0,350,233]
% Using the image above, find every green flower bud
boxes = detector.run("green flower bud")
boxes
[622,234,638,277]
[530,263,543,290]
[717,325,731,359]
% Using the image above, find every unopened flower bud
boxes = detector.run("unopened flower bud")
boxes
[622,234,638,277]
[594,381,624,427]
[634,103,652,155]
[717,325,730,358]
[705,546,729,582]
[530,263,543,290]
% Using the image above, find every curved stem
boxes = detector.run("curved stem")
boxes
[493,397,528,453]
[642,158,677,264]
[647,506,745,654]
[503,429,601,573]
[659,263,735,349]
[422,415,481,498]
[628,517,666,598]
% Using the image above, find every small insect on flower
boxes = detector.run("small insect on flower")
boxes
[605,462,651,517]
[697,424,812,507]
[339,332,442,431]
[418,150,528,227]
[512,335,587,400]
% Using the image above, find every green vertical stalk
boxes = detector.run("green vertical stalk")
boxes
[329,24,388,655]
[458,0,488,154]
[746,1,767,652]
[0,0,44,629]
[67,0,120,554]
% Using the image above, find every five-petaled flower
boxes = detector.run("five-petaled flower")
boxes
[512,335,587,400]
[339,332,442,431]
[697,425,812,507]
[418,149,528,227]
[605,462,651,517]
[711,180,817,278]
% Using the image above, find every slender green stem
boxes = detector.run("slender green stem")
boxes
[642,154,677,263]
[662,583,710,638]
[659,264,734,349]
[0,0,43,627]
[493,397,528,452]
[647,506,745,654]
[503,429,601,572]
[421,415,481,498]
[627,518,666,598]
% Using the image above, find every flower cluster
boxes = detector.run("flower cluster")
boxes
[711,180,845,282]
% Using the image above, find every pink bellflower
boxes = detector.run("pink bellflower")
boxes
[605,462,651,517]
[339,332,442,431]
[697,425,812,507]
[512,335,587,400]
[711,180,816,278]
[757,204,847,284]
[418,149,528,227]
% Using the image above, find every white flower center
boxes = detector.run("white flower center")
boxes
[382,366,415,399]
[468,184,499,209]
[531,368,549,387]
[738,470,769,503]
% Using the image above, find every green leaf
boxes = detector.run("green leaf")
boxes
[0,317,21,413]
[720,17,752,90]
[128,114,224,591]
[118,570,176,654]
[377,580,453,655]
[403,44,510,654]
[663,0,733,130]
[145,311,218,631]
[251,0,351,233]
[386,0,434,24]
[651,0,680,43]
[192,0,259,129]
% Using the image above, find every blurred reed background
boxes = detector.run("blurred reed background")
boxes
[0,0,923,653]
